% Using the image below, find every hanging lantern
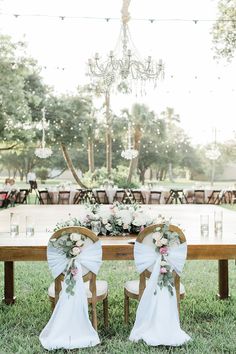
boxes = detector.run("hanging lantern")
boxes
[35,108,52,159]
[121,121,138,160]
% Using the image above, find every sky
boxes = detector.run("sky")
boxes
[0,0,236,145]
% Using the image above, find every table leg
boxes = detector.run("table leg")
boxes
[218,260,229,300]
[3,261,15,305]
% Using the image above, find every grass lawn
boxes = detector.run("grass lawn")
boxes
[1,259,236,354]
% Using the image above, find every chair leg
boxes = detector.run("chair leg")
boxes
[124,291,129,324]
[91,303,98,331]
[103,296,109,328]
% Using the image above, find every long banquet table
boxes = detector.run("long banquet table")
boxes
[1,204,236,304]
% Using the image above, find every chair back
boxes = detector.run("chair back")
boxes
[0,191,8,208]
[15,189,29,204]
[113,190,126,203]
[194,190,205,204]
[96,190,109,204]
[131,190,145,204]
[148,191,161,204]
[50,226,99,306]
[207,190,221,204]
[38,190,52,204]
[75,189,97,204]
[136,223,186,304]
[58,191,70,204]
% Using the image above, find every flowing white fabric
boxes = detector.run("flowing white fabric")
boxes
[129,241,191,346]
[39,240,102,350]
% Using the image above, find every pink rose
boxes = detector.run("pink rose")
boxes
[71,268,78,276]
[140,226,145,232]
[160,267,167,274]
[160,246,168,255]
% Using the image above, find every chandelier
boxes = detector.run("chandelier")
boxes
[121,121,138,160]
[35,108,52,159]
[87,0,164,92]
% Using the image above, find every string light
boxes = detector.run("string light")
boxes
[0,12,235,24]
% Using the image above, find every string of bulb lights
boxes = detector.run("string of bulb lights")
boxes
[0,12,235,24]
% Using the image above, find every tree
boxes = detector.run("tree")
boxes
[0,35,41,149]
[212,0,236,61]
[45,94,94,188]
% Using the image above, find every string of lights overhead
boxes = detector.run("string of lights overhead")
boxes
[0,12,235,24]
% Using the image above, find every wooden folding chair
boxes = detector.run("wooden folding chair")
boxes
[148,191,162,204]
[130,190,145,204]
[124,224,186,323]
[48,226,108,330]
[207,190,221,204]
[37,190,52,205]
[194,190,205,204]
[96,190,109,204]
[58,191,70,204]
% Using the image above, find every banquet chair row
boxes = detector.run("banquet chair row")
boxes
[0,189,29,208]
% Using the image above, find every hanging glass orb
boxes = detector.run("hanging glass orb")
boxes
[205,147,221,160]
[121,148,138,160]
[35,147,52,159]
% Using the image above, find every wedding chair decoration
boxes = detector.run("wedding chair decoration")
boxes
[127,222,191,346]
[39,226,108,350]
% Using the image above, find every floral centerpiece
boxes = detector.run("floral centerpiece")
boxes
[54,202,156,236]
[152,220,180,296]
[50,232,85,295]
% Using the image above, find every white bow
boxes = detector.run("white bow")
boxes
[39,241,102,350]
[129,241,191,346]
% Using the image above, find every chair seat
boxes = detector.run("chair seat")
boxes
[48,280,108,299]
[124,279,185,296]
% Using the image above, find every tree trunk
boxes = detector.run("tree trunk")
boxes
[210,160,215,186]
[105,91,112,176]
[88,137,95,173]
[127,124,142,184]
[139,169,146,185]
[168,162,174,182]
[60,142,87,188]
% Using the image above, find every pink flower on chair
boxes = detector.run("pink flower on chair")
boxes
[70,268,78,277]
[160,246,168,255]
[140,225,145,232]
[160,267,167,274]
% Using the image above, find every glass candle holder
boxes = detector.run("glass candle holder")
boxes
[200,215,209,238]
[10,213,20,237]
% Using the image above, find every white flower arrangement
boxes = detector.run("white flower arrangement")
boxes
[152,221,180,296]
[54,202,156,236]
[50,232,85,295]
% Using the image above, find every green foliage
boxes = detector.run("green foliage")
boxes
[83,166,139,188]
[211,0,236,61]
[35,167,49,183]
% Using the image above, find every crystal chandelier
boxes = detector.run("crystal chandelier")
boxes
[35,108,52,159]
[121,121,138,160]
[87,0,164,92]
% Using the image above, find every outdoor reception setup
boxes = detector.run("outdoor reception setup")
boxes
[0,0,236,352]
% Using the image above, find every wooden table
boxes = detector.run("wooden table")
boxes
[1,204,236,304]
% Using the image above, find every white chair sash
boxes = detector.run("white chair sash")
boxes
[39,240,102,350]
[129,241,191,346]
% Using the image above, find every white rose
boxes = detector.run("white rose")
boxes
[71,246,81,256]
[105,223,112,231]
[70,233,82,242]
[117,219,123,226]
[161,238,168,245]
[160,260,168,266]
[76,240,84,247]
[102,217,108,225]
[152,232,162,242]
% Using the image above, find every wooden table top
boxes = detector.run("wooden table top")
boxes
[1,204,236,260]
